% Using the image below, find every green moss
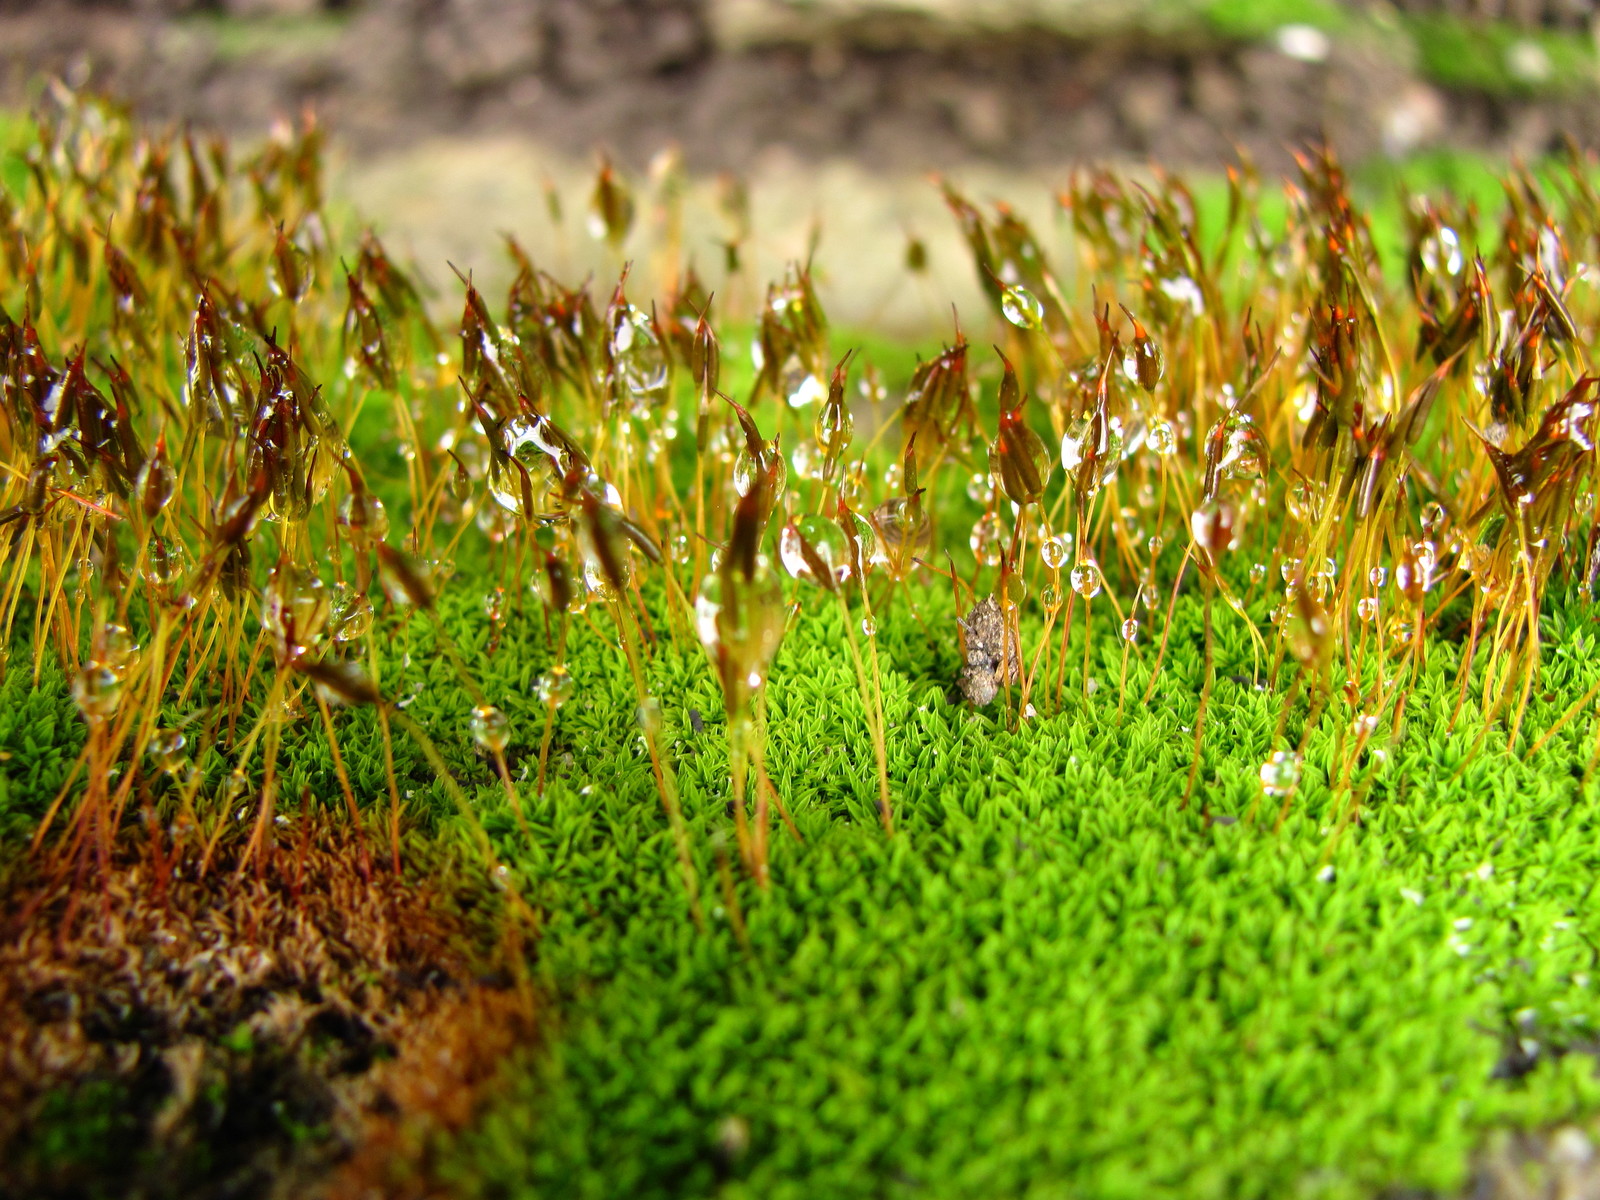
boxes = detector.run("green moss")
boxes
[337,572,1600,1200]
[174,13,351,64]
[1200,0,1350,41]
[1404,16,1598,98]
[24,1079,145,1193]
[0,654,87,844]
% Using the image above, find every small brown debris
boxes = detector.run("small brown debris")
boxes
[957,594,1019,706]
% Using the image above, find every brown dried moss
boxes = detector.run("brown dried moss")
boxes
[0,817,534,1200]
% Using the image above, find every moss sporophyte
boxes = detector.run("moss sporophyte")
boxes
[7,85,1600,1199]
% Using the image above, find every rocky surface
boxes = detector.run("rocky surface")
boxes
[1,0,1597,174]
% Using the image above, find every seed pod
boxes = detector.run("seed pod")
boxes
[298,656,380,706]
[1120,306,1164,392]
[137,436,174,520]
[816,349,855,481]
[691,308,720,449]
[589,156,634,248]
[902,331,970,451]
[376,543,435,611]
[539,550,573,614]
[990,352,1050,507]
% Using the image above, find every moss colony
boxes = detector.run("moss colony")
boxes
[4,90,1600,1199]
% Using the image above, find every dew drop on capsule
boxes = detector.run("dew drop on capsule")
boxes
[1000,284,1044,330]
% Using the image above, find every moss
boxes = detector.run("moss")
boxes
[0,654,86,843]
[173,13,351,65]
[319,571,1600,1200]
[9,90,1600,1199]
[1200,0,1351,42]
[1403,16,1598,99]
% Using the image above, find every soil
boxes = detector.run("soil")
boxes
[0,819,533,1200]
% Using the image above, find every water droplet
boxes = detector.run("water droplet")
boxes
[815,399,853,457]
[1120,618,1139,642]
[148,729,187,774]
[536,666,576,708]
[329,582,374,643]
[733,441,786,499]
[1040,535,1069,570]
[969,513,1003,567]
[1420,501,1447,537]
[1420,226,1463,276]
[1060,415,1127,491]
[789,439,819,481]
[1357,596,1380,623]
[1190,499,1237,555]
[1000,284,1044,330]
[72,662,122,720]
[1069,558,1103,599]
[1146,417,1177,457]
[471,704,510,754]
[1158,275,1205,316]
[861,615,878,637]
[1259,750,1302,797]
[783,361,826,409]
[488,414,571,519]
[260,565,329,664]
[1216,412,1264,480]
[780,514,870,586]
[142,534,191,591]
[610,304,669,409]
[583,557,623,602]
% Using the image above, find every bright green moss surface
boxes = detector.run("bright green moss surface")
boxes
[316,573,1600,1200]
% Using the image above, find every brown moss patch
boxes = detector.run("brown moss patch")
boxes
[0,817,534,1200]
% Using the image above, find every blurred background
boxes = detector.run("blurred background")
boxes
[5,0,1600,331]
